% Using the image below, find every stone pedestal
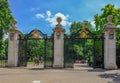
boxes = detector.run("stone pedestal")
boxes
[53,17,65,68]
[7,20,21,67]
[103,15,117,69]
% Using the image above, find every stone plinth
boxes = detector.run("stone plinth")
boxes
[7,19,21,67]
[103,15,117,69]
[53,17,65,68]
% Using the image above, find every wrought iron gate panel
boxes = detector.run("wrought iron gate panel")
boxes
[44,37,54,68]
[64,29,104,68]
[18,29,54,68]
[64,38,76,68]
[18,38,26,66]
[116,29,120,68]
[93,37,104,68]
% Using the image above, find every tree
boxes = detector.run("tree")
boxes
[0,40,5,59]
[70,21,94,37]
[27,40,44,61]
[0,0,13,56]
[94,4,120,34]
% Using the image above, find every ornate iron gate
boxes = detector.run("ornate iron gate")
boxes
[0,40,8,67]
[0,54,7,67]
[18,29,54,68]
[64,28,104,68]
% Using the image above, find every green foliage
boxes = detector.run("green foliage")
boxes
[46,40,53,57]
[66,21,94,60]
[70,20,94,35]
[0,0,13,58]
[27,40,44,61]
[0,0,13,31]
[0,40,5,59]
[73,44,83,57]
[23,39,53,62]
[94,4,120,34]
[70,22,83,34]
[4,38,8,57]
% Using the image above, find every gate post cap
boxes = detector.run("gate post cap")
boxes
[107,15,113,23]
[57,17,62,24]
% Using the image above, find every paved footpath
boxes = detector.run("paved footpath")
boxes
[0,67,120,83]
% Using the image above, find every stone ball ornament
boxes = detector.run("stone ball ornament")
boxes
[107,15,113,22]
[57,17,62,24]
[12,19,17,25]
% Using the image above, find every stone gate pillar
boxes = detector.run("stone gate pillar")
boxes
[103,15,117,69]
[53,17,65,68]
[7,19,21,67]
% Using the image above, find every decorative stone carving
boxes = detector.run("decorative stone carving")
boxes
[53,17,65,33]
[109,30,114,39]
[56,31,61,39]
[9,33,14,41]
[107,15,113,23]
[105,15,116,29]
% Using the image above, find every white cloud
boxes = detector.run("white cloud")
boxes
[35,13,44,18]
[46,12,71,27]
[35,11,71,30]
[91,21,96,28]
[46,11,51,17]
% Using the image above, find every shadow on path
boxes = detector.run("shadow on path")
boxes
[87,69,107,72]
[98,73,120,83]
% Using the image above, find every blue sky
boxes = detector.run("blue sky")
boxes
[8,0,120,35]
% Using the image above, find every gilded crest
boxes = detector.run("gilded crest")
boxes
[79,29,88,38]
[31,30,40,38]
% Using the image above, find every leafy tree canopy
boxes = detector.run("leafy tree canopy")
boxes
[70,20,94,35]
[0,0,13,35]
[94,4,120,33]
[0,0,13,57]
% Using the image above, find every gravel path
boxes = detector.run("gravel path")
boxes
[0,66,120,83]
